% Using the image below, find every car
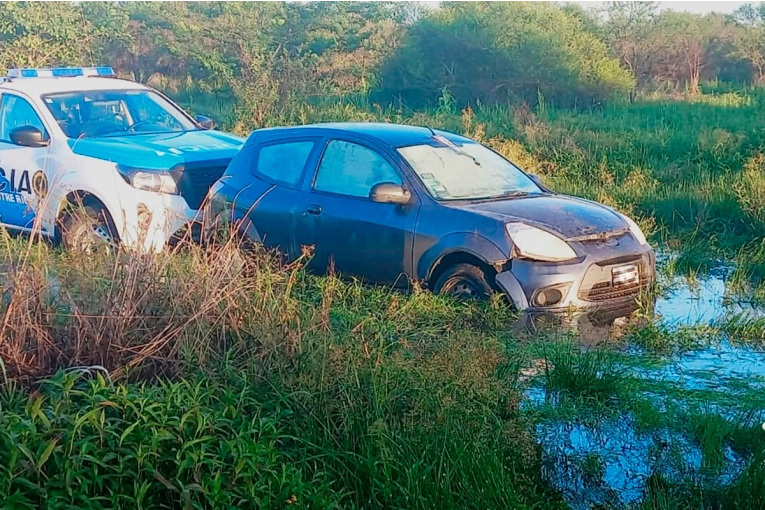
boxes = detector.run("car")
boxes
[204,122,656,312]
[0,66,244,253]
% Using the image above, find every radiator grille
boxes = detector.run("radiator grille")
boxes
[582,276,651,302]
[176,160,230,210]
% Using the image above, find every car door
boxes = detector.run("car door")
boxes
[294,137,420,286]
[231,137,323,260]
[0,92,52,233]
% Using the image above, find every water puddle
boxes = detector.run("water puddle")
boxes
[521,259,765,508]
[655,268,765,327]
[640,340,765,392]
[536,414,748,510]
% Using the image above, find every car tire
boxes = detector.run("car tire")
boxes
[433,263,494,301]
[59,204,118,255]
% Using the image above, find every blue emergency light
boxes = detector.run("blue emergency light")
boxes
[5,66,115,79]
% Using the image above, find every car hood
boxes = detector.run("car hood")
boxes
[460,193,629,240]
[68,130,245,170]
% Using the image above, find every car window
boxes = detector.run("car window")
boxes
[398,140,542,200]
[125,91,181,131]
[314,140,401,198]
[255,141,314,187]
[43,89,194,138]
[0,94,47,143]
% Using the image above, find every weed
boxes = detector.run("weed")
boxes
[542,342,626,402]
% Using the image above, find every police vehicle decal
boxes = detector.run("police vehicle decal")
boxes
[0,168,37,227]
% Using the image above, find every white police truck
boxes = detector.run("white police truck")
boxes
[0,66,244,252]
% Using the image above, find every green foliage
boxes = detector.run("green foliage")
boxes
[375,2,634,109]
[0,371,335,509]
[542,342,626,401]
[0,2,102,69]
[2,1,765,114]
[3,3,765,508]
[0,240,562,509]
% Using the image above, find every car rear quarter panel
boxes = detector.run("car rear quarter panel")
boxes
[210,144,276,242]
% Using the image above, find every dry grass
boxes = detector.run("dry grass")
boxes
[0,231,308,382]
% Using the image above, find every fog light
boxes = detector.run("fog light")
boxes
[532,284,571,307]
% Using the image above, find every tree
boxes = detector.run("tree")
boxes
[375,2,634,109]
[731,3,765,82]
[601,2,661,93]
[0,2,104,69]
[654,12,727,94]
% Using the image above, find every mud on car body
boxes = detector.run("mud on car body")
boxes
[204,122,656,312]
[0,66,243,252]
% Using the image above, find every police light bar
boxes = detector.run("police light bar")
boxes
[6,66,115,79]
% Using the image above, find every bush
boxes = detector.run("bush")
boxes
[375,2,634,110]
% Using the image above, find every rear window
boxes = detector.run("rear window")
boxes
[255,141,314,187]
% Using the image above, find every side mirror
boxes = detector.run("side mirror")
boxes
[10,126,48,148]
[370,182,412,205]
[195,115,215,130]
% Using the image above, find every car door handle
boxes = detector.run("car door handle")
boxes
[306,204,322,215]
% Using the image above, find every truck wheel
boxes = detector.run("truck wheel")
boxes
[433,263,494,301]
[59,204,117,254]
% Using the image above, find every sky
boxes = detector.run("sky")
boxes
[572,1,751,14]
[420,2,754,15]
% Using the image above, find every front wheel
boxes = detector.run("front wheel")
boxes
[433,263,494,301]
[59,204,118,255]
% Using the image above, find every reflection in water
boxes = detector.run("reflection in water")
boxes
[536,414,747,510]
[520,266,765,509]
[641,341,765,391]
[655,268,765,327]
[516,269,764,342]
[514,301,644,347]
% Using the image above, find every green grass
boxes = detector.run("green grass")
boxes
[541,342,626,402]
[0,237,563,510]
[0,364,563,510]
[5,87,765,508]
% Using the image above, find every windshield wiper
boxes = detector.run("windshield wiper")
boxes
[428,128,482,166]
[467,190,532,202]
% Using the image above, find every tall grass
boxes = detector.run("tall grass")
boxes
[4,86,765,508]
[0,234,561,509]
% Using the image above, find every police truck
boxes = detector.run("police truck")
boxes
[0,66,244,252]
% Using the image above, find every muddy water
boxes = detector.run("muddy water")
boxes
[525,267,765,509]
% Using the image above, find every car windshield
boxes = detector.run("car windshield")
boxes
[42,89,197,139]
[397,139,544,201]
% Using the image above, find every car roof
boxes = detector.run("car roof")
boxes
[253,122,474,148]
[0,76,148,97]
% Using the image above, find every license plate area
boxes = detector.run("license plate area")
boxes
[612,263,639,286]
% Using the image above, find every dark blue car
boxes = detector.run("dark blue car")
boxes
[204,122,655,312]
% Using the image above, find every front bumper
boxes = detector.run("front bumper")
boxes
[495,233,656,312]
[116,189,195,253]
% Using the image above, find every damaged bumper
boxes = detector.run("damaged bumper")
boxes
[117,190,196,252]
[495,233,656,312]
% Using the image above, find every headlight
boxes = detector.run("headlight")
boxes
[131,172,178,194]
[117,165,178,194]
[620,213,647,246]
[506,223,577,262]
